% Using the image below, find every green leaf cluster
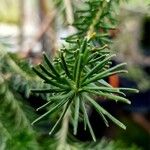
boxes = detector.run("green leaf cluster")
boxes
[31,0,139,141]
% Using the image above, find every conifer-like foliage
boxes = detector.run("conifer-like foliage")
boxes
[0,47,40,149]
[31,0,139,141]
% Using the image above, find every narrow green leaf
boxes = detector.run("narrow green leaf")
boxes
[80,99,87,130]
[88,54,107,64]
[36,101,53,111]
[73,51,79,80]
[82,47,89,65]
[83,69,127,86]
[49,99,73,135]
[39,64,57,80]
[83,86,118,92]
[98,79,112,87]
[73,96,80,135]
[32,92,74,125]
[87,90,131,104]
[85,95,126,130]
[81,38,87,53]
[83,54,116,82]
[31,88,65,93]
[98,111,109,127]
[100,24,116,30]
[75,54,83,87]
[36,91,73,111]
[32,67,69,89]
[83,62,127,85]
[87,52,99,62]
[100,70,128,79]
[119,88,139,93]
[32,100,64,125]
[83,86,125,96]
[81,100,96,141]
[106,63,127,72]
[92,44,108,52]
[60,52,72,79]
[43,52,60,77]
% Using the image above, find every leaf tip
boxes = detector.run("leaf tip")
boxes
[123,125,126,130]
[135,89,139,93]
[49,131,52,135]
[31,122,35,126]
[128,101,131,104]
[93,137,96,142]
[73,131,77,135]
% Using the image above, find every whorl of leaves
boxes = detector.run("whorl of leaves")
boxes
[31,0,139,141]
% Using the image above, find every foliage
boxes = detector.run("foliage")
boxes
[0,59,39,149]
[40,137,141,150]
[76,138,142,150]
[0,49,140,149]
[0,41,42,149]
[31,0,138,143]
[0,0,144,149]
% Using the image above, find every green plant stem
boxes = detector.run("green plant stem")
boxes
[86,1,106,39]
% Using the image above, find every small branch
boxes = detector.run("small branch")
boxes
[86,1,107,39]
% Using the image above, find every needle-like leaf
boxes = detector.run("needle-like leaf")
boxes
[85,95,126,130]
[43,52,60,77]
[32,67,69,89]
[60,52,72,79]
[49,99,73,135]
[73,96,80,135]
[81,100,96,141]
[30,0,139,141]
[83,54,116,82]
